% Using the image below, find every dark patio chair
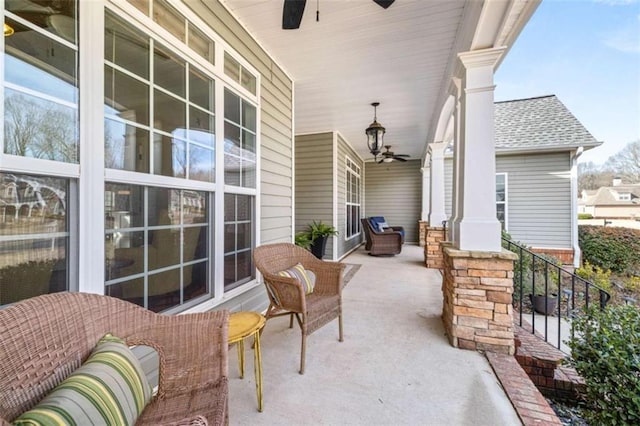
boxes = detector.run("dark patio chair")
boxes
[361,218,402,256]
[253,242,345,374]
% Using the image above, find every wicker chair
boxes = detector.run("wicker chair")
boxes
[253,243,346,374]
[0,292,228,426]
[361,218,403,256]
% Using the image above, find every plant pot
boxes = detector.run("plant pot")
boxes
[529,294,558,315]
[310,236,328,259]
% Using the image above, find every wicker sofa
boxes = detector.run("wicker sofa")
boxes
[0,292,229,425]
[361,218,403,256]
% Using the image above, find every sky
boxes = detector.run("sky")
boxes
[494,0,640,165]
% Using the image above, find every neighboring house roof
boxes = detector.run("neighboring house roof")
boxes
[494,95,602,153]
[579,184,640,206]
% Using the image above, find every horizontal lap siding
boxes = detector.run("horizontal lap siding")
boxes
[187,1,294,246]
[295,133,334,254]
[444,153,572,249]
[337,134,364,259]
[364,160,422,243]
[498,153,572,248]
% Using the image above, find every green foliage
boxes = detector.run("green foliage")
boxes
[624,276,640,292]
[566,305,640,425]
[294,232,312,250]
[576,261,613,292]
[579,225,640,274]
[307,220,338,241]
[578,213,593,220]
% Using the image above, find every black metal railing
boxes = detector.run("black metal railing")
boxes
[502,237,611,353]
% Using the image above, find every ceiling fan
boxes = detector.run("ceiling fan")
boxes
[283,0,396,30]
[378,145,409,163]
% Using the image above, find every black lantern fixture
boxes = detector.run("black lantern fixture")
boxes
[366,102,385,159]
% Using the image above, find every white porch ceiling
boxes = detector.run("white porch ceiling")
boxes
[221,0,475,163]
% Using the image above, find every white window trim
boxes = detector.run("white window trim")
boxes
[496,172,508,231]
[345,155,361,241]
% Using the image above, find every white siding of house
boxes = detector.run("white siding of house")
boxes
[444,152,572,249]
[364,159,422,243]
[336,134,364,259]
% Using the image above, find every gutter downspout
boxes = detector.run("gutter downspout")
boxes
[571,147,584,268]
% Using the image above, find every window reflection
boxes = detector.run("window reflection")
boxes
[105,184,210,312]
[224,193,254,290]
[3,12,79,162]
[0,173,69,305]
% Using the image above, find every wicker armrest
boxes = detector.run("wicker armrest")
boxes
[127,310,228,400]
[307,261,345,295]
[263,274,306,312]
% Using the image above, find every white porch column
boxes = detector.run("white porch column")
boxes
[421,165,431,221]
[428,143,448,227]
[453,47,506,252]
[449,77,462,242]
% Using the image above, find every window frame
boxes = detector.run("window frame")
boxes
[345,156,361,241]
[496,172,508,230]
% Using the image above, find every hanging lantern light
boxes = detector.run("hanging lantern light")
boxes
[365,102,385,159]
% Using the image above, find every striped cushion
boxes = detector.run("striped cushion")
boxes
[14,334,152,426]
[278,263,316,294]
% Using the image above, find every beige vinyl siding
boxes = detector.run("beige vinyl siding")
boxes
[295,133,334,255]
[444,152,572,249]
[186,1,293,313]
[364,159,422,243]
[337,134,364,259]
[187,1,294,246]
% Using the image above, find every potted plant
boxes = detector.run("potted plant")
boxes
[307,220,338,259]
[294,231,313,250]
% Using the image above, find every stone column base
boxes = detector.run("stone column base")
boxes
[425,226,446,269]
[442,245,517,355]
[418,221,429,247]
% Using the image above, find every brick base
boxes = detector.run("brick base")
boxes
[530,247,575,265]
[441,246,517,355]
[515,320,585,401]
[425,226,446,269]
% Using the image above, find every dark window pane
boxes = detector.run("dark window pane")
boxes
[154,90,185,133]
[154,43,185,97]
[224,89,240,123]
[224,224,235,253]
[237,222,251,250]
[236,195,251,220]
[189,68,214,110]
[104,67,150,125]
[237,250,253,281]
[109,231,145,279]
[189,107,215,146]
[242,103,256,132]
[105,12,149,79]
[148,268,181,312]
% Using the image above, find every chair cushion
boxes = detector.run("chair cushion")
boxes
[369,216,387,232]
[278,263,316,294]
[14,334,152,426]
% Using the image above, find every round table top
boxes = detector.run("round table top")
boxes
[228,311,266,343]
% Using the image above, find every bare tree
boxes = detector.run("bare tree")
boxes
[603,140,640,183]
[578,161,613,192]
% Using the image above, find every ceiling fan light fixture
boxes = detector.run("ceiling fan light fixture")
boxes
[366,102,385,158]
[382,157,393,163]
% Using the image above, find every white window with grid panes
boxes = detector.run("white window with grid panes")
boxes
[496,173,507,230]
[1,0,260,313]
[345,157,361,240]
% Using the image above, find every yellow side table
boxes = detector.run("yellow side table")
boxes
[228,311,266,412]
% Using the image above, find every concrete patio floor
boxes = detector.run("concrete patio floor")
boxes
[228,244,522,425]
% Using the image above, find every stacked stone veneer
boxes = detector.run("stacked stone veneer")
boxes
[418,221,428,247]
[425,226,446,269]
[442,246,518,355]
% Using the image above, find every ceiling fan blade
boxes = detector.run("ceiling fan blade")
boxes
[395,154,410,157]
[373,0,395,9]
[283,0,306,30]
[377,159,384,164]
[394,157,407,162]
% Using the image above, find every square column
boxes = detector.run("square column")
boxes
[452,47,506,252]
[442,245,517,355]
